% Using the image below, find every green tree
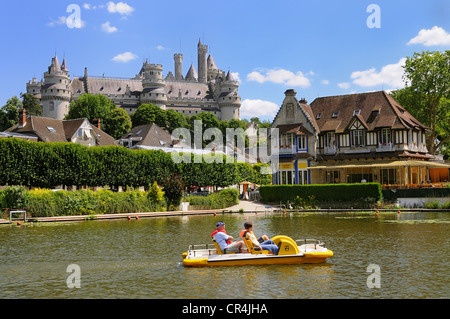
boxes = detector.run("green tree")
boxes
[103,108,132,139]
[162,173,185,209]
[166,109,187,133]
[0,96,22,131]
[66,94,116,127]
[131,103,167,128]
[21,93,43,116]
[398,50,450,154]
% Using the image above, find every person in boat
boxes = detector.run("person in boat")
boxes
[240,222,279,255]
[211,222,247,253]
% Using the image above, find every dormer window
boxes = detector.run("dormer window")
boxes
[316,113,322,119]
[332,111,339,118]
[353,109,361,116]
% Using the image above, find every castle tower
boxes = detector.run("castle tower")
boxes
[174,54,184,81]
[26,77,43,96]
[140,59,167,109]
[197,39,208,83]
[41,55,71,120]
[218,71,241,121]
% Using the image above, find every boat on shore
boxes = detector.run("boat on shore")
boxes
[182,236,333,267]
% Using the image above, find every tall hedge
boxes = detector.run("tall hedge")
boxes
[0,138,267,189]
[260,183,382,203]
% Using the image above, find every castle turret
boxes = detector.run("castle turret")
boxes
[140,59,167,109]
[41,55,71,120]
[218,71,241,121]
[174,53,184,81]
[207,54,223,81]
[197,39,208,83]
[26,77,43,96]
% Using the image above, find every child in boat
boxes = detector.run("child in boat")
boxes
[241,222,279,255]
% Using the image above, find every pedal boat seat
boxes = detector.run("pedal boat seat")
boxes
[211,236,235,255]
[239,230,271,255]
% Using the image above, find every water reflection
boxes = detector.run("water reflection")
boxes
[1,211,449,299]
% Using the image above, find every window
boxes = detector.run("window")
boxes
[381,128,392,144]
[332,111,339,118]
[326,132,336,147]
[326,170,340,184]
[47,126,56,133]
[353,109,361,115]
[380,168,396,185]
[298,135,307,150]
[350,130,365,147]
[316,113,322,119]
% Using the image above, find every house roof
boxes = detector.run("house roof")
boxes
[7,116,118,146]
[276,123,313,136]
[310,91,428,133]
[120,123,181,148]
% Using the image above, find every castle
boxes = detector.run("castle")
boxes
[26,40,241,122]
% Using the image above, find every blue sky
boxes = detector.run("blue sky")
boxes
[1,0,450,122]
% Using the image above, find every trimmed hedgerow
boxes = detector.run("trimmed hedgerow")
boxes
[260,183,382,204]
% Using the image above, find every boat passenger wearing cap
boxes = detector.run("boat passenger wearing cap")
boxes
[211,222,247,253]
[241,222,279,255]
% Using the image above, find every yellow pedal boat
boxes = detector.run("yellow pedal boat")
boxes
[182,235,333,267]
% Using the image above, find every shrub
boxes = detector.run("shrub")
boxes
[27,188,166,217]
[186,188,239,210]
[0,187,30,209]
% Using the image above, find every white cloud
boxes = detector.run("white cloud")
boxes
[350,58,406,89]
[321,80,330,85]
[107,2,134,15]
[112,52,137,63]
[101,21,118,33]
[247,68,311,88]
[408,26,450,47]
[156,45,166,51]
[231,72,241,83]
[338,82,350,89]
[46,16,67,27]
[241,99,279,119]
[47,16,86,29]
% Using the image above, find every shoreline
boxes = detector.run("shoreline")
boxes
[1,206,450,225]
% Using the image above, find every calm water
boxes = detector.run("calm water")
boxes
[0,211,449,299]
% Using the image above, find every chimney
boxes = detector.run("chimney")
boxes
[19,108,27,128]
[94,118,101,130]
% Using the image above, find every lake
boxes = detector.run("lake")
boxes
[0,211,449,299]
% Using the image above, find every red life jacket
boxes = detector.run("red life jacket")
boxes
[210,229,232,245]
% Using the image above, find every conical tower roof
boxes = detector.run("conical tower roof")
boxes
[207,54,218,70]
[185,64,198,81]
[226,70,235,82]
